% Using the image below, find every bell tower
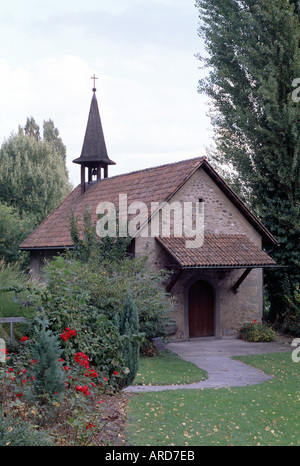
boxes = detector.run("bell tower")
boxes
[73,76,116,194]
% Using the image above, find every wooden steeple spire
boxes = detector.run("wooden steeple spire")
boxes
[73,76,116,194]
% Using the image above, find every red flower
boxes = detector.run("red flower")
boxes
[84,368,98,378]
[20,336,28,342]
[86,422,95,430]
[74,352,90,369]
[64,366,71,371]
[16,393,23,398]
[113,371,118,375]
[76,385,90,396]
[60,328,76,342]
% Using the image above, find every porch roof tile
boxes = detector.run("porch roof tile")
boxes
[156,234,277,268]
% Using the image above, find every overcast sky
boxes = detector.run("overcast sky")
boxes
[0,0,213,187]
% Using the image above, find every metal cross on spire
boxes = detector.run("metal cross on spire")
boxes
[91,74,98,92]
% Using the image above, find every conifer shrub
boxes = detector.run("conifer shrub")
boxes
[120,290,141,387]
[0,410,54,446]
[29,323,65,402]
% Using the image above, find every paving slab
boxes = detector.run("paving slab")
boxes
[123,336,293,393]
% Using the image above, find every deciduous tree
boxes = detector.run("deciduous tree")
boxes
[0,118,72,223]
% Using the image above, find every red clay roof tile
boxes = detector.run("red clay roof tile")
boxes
[156,234,276,268]
[20,157,203,249]
[20,157,277,251]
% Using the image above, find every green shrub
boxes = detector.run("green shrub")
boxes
[0,410,54,446]
[239,320,276,342]
[40,252,173,352]
[68,206,175,343]
[35,259,126,384]
[0,259,34,319]
[29,323,66,402]
[120,290,141,387]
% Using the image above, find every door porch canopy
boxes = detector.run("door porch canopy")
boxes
[156,234,277,293]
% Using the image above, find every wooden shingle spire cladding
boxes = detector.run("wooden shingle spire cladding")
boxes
[73,84,115,193]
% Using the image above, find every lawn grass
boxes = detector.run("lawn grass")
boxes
[133,351,207,386]
[126,352,299,446]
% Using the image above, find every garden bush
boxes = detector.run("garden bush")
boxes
[68,206,175,344]
[29,323,66,402]
[37,252,172,358]
[34,257,126,383]
[0,259,35,319]
[0,328,123,445]
[120,290,141,387]
[239,320,276,342]
[0,409,54,446]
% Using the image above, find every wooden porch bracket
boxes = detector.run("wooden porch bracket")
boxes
[166,268,183,293]
[232,268,253,294]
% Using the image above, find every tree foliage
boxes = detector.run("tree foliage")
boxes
[0,203,33,263]
[0,117,72,223]
[196,0,300,328]
[69,205,131,265]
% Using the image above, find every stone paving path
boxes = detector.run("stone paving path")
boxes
[123,336,293,393]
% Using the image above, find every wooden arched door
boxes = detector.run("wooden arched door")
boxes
[188,280,214,337]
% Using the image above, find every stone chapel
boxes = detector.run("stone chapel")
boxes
[20,86,278,340]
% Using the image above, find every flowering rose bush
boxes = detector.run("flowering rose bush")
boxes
[239,320,276,342]
[0,329,122,446]
[60,328,76,342]
[74,351,90,368]
[35,263,126,384]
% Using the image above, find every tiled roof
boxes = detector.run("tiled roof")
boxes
[156,235,276,268]
[20,157,277,251]
[20,157,203,249]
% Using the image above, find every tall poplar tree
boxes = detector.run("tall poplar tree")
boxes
[196,0,300,329]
